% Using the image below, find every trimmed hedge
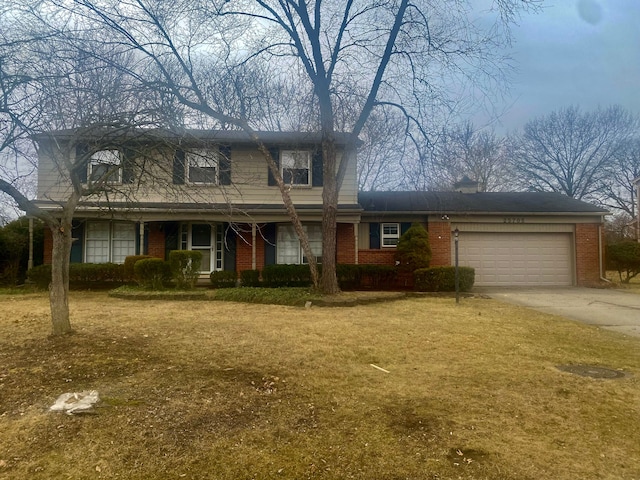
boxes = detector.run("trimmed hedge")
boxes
[27,263,126,290]
[210,270,237,288]
[261,264,315,287]
[169,250,202,290]
[414,266,475,292]
[240,269,260,287]
[124,255,153,283]
[134,258,172,290]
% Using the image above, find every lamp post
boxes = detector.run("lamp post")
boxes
[454,228,459,304]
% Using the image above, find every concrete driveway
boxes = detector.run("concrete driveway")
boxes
[476,286,640,338]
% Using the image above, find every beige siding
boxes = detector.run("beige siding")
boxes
[37,143,359,207]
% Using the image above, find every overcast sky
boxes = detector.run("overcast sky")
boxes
[483,0,640,133]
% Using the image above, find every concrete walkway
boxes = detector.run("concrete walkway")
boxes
[476,286,640,338]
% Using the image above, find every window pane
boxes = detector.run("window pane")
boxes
[187,150,218,184]
[281,151,310,186]
[197,248,211,272]
[111,223,135,264]
[191,224,211,247]
[382,223,400,247]
[89,150,121,183]
[277,224,300,264]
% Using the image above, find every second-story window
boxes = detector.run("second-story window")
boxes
[187,149,218,184]
[88,150,122,184]
[281,150,311,186]
[381,223,400,247]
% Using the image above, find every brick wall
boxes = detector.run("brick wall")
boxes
[147,222,165,259]
[337,223,356,264]
[358,249,396,265]
[575,223,602,286]
[428,221,451,267]
[43,228,53,264]
[236,224,266,272]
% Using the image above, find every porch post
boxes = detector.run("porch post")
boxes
[139,222,145,255]
[251,223,257,270]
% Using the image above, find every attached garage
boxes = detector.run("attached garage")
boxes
[358,190,608,287]
[457,231,573,286]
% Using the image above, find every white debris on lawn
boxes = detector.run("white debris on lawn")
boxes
[50,390,99,415]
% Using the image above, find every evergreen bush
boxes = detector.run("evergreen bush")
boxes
[606,241,640,283]
[261,264,315,287]
[134,258,172,290]
[210,270,237,288]
[240,269,261,287]
[124,255,153,283]
[414,266,475,292]
[169,250,202,289]
[395,223,432,272]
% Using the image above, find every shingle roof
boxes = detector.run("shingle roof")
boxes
[34,128,360,147]
[358,191,608,215]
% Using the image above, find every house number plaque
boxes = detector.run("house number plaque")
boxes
[503,217,525,223]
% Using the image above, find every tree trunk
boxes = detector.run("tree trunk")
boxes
[49,221,73,335]
[320,136,340,294]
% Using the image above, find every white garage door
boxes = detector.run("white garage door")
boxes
[456,232,573,286]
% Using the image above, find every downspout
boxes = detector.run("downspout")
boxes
[599,223,610,284]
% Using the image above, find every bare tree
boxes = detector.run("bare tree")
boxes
[0,11,169,334]
[600,136,640,218]
[510,105,636,201]
[425,121,510,191]
[50,0,539,293]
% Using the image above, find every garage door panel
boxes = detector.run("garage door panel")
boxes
[457,232,573,286]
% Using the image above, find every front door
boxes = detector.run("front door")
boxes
[181,223,223,273]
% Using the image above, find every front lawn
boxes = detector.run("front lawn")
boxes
[1,291,639,479]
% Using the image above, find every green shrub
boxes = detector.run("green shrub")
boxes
[395,223,432,272]
[169,250,202,289]
[240,269,260,287]
[261,264,315,287]
[27,263,126,290]
[358,264,398,288]
[210,270,237,288]
[606,241,640,283]
[414,266,475,292]
[27,264,52,289]
[134,258,172,290]
[124,255,153,283]
[336,264,361,290]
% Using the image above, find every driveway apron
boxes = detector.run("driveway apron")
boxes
[476,287,640,338]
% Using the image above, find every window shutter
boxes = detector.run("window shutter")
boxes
[122,146,135,184]
[369,222,380,249]
[401,223,412,235]
[70,220,84,263]
[267,147,280,186]
[312,150,323,187]
[75,143,89,183]
[173,149,185,185]
[163,222,180,260]
[219,145,232,185]
[223,223,237,272]
[263,223,277,265]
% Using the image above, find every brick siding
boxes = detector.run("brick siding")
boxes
[147,222,165,259]
[428,221,451,267]
[336,223,356,264]
[575,223,603,286]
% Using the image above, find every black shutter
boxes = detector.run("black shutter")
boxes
[369,222,380,249]
[312,150,323,187]
[263,223,277,265]
[164,222,180,260]
[267,147,280,186]
[70,220,84,263]
[401,223,411,235]
[75,143,89,183]
[122,146,135,184]
[219,145,232,185]
[173,149,185,185]
[223,224,237,272]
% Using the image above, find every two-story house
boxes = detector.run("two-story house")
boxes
[35,128,608,287]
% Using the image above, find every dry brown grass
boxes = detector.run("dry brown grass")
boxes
[1,291,640,479]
